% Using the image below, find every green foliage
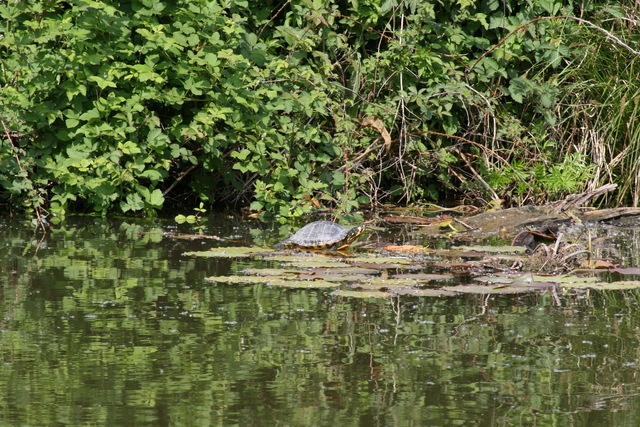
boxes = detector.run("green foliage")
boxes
[488,152,596,205]
[175,202,207,233]
[0,0,635,219]
[553,10,640,207]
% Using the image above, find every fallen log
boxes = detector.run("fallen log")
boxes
[414,184,640,237]
[460,184,640,236]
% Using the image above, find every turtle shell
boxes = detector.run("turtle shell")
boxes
[278,221,367,250]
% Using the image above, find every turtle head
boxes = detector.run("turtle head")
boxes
[334,224,367,250]
[347,224,367,240]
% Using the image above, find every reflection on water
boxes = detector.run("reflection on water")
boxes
[1,216,640,426]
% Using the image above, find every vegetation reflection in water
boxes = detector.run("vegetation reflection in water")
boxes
[1,216,640,426]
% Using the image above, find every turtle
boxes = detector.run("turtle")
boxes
[275,221,367,251]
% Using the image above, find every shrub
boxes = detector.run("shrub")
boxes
[0,0,634,220]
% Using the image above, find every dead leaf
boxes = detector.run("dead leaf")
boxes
[361,116,392,152]
[578,259,619,269]
[382,245,429,252]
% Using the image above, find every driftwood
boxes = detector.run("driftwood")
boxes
[548,183,618,214]
[457,184,640,236]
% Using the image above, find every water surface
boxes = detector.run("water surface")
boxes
[1,216,639,426]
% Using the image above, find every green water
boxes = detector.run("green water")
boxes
[1,216,639,426]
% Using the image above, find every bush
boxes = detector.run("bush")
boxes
[0,0,635,220]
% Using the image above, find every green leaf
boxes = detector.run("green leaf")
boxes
[87,76,117,89]
[79,109,101,121]
[141,170,164,182]
[332,171,345,186]
[118,141,141,155]
[147,189,164,207]
[232,149,251,160]
[65,118,80,128]
[122,193,144,212]
[604,5,625,18]
[508,78,528,104]
[250,201,264,211]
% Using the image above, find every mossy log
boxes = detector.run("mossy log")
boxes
[460,184,640,236]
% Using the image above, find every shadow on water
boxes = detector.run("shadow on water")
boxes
[1,214,640,426]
